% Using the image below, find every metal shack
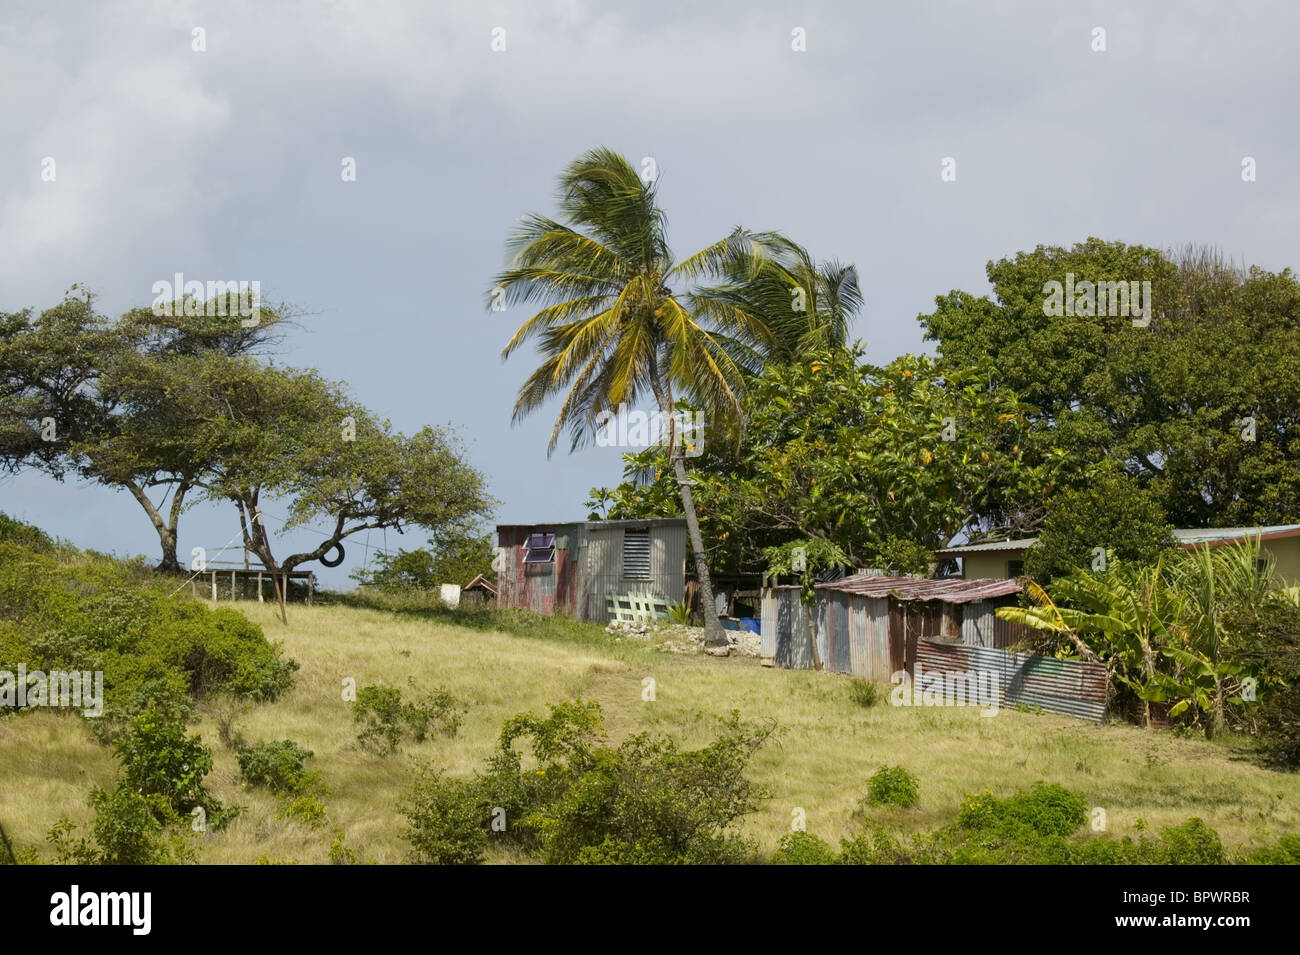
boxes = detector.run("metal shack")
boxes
[761,575,1029,680]
[495,518,687,622]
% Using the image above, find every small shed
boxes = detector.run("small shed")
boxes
[495,518,687,622]
[762,575,1031,681]
[460,573,497,608]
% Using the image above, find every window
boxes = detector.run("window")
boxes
[1007,560,1024,578]
[623,529,651,579]
[523,532,556,564]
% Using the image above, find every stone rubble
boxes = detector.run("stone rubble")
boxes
[605,618,762,658]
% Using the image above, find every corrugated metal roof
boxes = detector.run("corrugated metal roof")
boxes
[938,525,1300,557]
[933,537,1038,556]
[815,575,1023,603]
[496,518,687,530]
[1174,525,1300,544]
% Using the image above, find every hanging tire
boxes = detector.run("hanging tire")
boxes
[319,542,345,567]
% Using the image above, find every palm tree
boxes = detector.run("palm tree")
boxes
[696,235,862,367]
[490,148,778,647]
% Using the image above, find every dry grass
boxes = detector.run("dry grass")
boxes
[2,600,1298,863]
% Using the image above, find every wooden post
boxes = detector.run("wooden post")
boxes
[307,576,314,607]
[257,572,264,604]
[231,571,236,601]
[211,571,217,601]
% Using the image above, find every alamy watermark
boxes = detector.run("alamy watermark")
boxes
[151,273,261,327]
[891,660,999,717]
[1,664,104,717]
[595,404,705,456]
[1042,273,1152,327]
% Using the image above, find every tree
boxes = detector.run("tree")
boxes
[490,147,781,648]
[351,528,495,590]
[0,289,288,571]
[160,356,495,576]
[697,235,863,366]
[590,346,1069,576]
[1023,469,1177,583]
[919,238,1300,528]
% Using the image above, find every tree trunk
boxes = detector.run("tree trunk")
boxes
[649,356,728,649]
[124,479,185,573]
[671,452,728,648]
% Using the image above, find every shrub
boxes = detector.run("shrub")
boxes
[401,700,773,866]
[1243,834,1300,865]
[847,679,881,708]
[237,739,321,795]
[866,766,919,808]
[772,831,838,865]
[354,683,465,754]
[113,710,232,826]
[278,796,328,827]
[1159,817,1224,864]
[49,787,194,865]
[0,525,298,735]
[328,828,357,865]
[402,768,488,865]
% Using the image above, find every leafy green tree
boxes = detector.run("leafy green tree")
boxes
[490,147,782,647]
[350,529,494,589]
[920,238,1300,527]
[591,346,1068,575]
[0,289,289,570]
[1024,469,1177,583]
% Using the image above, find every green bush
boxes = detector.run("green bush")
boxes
[237,739,321,795]
[402,768,489,865]
[0,523,298,734]
[1158,817,1224,864]
[49,787,194,865]
[354,683,465,755]
[866,766,919,808]
[772,831,838,865]
[401,700,773,866]
[278,796,328,827]
[113,709,233,826]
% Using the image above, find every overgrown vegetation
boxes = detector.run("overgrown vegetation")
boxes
[402,699,775,865]
[353,683,465,755]
[0,513,298,734]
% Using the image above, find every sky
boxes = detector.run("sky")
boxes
[2,0,1297,587]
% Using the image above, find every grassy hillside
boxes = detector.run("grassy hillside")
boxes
[4,597,1298,863]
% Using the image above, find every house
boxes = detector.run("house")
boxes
[495,518,687,622]
[934,524,1300,584]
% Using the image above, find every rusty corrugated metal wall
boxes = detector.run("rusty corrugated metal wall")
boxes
[913,639,1108,722]
[498,521,686,623]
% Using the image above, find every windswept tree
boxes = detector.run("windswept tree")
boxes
[490,147,780,647]
[155,356,496,577]
[0,289,289,571]
[699,235,863,366]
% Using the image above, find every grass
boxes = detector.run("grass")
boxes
[2,598,1299,863]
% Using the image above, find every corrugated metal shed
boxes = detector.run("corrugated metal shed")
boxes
[496,519,686,623]
[815,574,1023,603]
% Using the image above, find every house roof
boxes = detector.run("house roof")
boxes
[933,537,1038,557]
[462,573,497,595]
[1173,525,1300,545]
[496,518,687,531]
[815,574,1023,603]
[935,525,1300,558]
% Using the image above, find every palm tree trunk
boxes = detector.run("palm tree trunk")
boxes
[650,358,728,650]
[671,453,728,649]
